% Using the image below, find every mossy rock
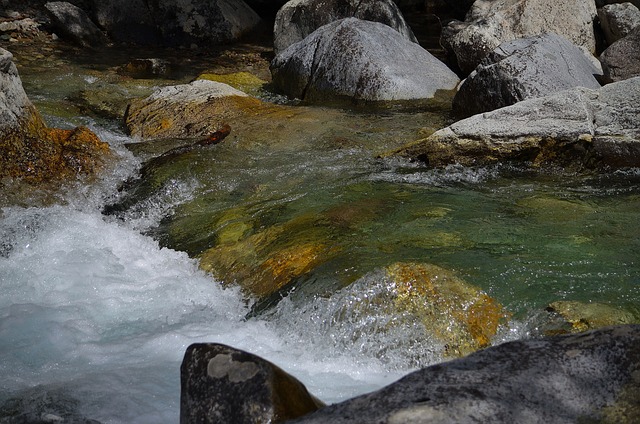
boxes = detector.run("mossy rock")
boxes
[197,72,267,97]
[385,262,510,357]
[546,300,640,333]
[198,213,340,299]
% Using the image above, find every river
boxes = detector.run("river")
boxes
[1,41,639,423]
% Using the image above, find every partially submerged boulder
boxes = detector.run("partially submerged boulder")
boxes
[270,18,459,105]
[292,325,640,424]
[395,77,640,169]
[453,33,602,117]
[600,26,640,82]
[273,0,417,55]
[124,79,263,140]
[382,262,509,357]
[181,343,324,424]
[442,0,597,74]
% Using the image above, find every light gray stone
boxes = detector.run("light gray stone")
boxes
[598,2,640,45]
[442,0,597,75]
[291,325,640,424]
[270,18,459,104]
[397,77,640,169]
[453,33,602,117]
[0,48,39,134]
[273,0,417,55]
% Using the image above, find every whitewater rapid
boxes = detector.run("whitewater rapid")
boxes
[0,126,413,423]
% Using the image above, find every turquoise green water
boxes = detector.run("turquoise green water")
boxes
[11,42,640,333]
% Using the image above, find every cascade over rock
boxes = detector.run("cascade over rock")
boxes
[270,18,459,104]
[273,0,417,55]
[453,33,602,118]
[442,0,597,75]
[395,76,640,169]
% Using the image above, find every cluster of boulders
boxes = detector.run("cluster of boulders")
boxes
[398,0,640,169]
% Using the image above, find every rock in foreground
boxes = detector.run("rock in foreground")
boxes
[291,325,640,424]
[396,77,640,169]
[180,343,324,424]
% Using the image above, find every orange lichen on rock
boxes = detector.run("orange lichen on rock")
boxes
[386,262,510,357]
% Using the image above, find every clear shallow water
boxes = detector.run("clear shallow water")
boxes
[1,43,640,422]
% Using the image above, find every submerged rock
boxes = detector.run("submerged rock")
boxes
[442,0,597,74]
[273,0,417,55]
[453,33,602,117]
[292,325,640,424]
[383,262,509,357]
[271,18,459,104]
[546,300,639,332]
[198,212,341,301]
[396,76,640,169]
[180,343,324,424]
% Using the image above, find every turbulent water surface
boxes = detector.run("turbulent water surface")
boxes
[1,43,639,423]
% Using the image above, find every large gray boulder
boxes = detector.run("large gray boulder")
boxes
[181,343,324,424]
[270,18,459,104]
[442,0,597,75]
[44,1,109,47]
[598,2,640,45]
[396,77,640,169]
[453,33,602,118]
[291,325,640,424]
[273,0,417,55]
[600,26,640,82]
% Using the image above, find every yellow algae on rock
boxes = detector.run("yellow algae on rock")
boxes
[197,72,267,96]
[385,262,510,357]
[547,300,639,333]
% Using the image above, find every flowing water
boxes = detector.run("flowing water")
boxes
[1,42,639,423]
